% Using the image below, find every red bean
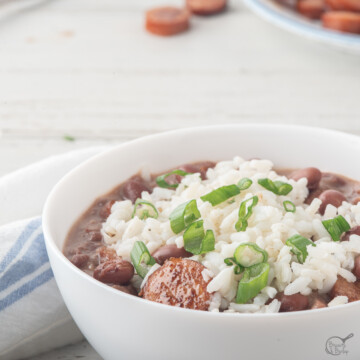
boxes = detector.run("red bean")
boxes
[121,175,150,203]
[179,161,216,180]
[289,167,322,190]
[353,256,360,280]
[99,200,115,218]
[342,225,360,242]
[112,284,138,296]
[70,254,89,269]
[311,297,327,309]
[152,245,192,265]
[93,259,134,284]
[318,189,346,215]
[276,293,309,312]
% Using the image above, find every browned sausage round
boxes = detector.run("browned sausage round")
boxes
[342,225,360,241]
[296,0,325,19]
[152,245,192,265]
[140,258,212,310]
[353,256,360,280]
[145,7,190,36]
[93,259,134,285]
[276,292,309,312]
[186,0,227,15]
[325,0,360,11]
[121,175,150,203]
[322,11,360,34]
[289,167,322,190]
[318,189,346,215]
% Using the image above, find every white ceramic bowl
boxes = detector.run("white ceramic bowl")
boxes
[43,124,360,360]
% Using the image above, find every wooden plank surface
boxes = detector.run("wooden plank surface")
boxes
[1,0,359,358]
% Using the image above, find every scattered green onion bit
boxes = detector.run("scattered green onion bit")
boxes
[183,220,215,255]
[235,196,259,232]
[169,199,201,234]
[237,178,253,191]
[156,170,192,189]
[234,242,268,268]
[201,185,240,206]
[131,199,159,220]
[258,178,293,196]
[63,134,75,142]
[236,262,270,304]
[130,241,156,278]
[322,215,351,242]
[283,200,296,213]
[285,234,315,264]
[224,257,244,274]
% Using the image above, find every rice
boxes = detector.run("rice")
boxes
[102,157,360,313]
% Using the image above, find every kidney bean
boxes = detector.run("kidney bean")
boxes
[311,297,327,309]
[289,167,322,190]
[112,284,138,296]
[97,246,118,263]
[321,173,346,187]
[342,225,360,242]
[152,245,192,265]
[318,189,347,215]
[121,175,150,203]
[353,256,360,280]
[276,292,309,312]
[179,161,216,180]
[70,254,89,269]
[99,200,115,218]
[93,259,134,285]
[330,276,360,302]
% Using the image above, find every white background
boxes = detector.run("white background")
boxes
[0,0,359,358]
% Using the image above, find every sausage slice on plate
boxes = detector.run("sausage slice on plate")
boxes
[140,258,213,310]
[186,0,227,15]
[145,7,190,36]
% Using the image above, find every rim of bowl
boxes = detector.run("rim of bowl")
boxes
[42,123,360,319]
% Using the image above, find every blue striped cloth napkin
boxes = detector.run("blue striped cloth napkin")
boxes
[0,147,106,360]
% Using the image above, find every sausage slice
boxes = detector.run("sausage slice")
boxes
[322,11,360,34]
[186,0,227,15]
[140,258,213,310]
[145,7,190,36]
[297,0,325,19]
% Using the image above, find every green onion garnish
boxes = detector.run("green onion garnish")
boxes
[200,185,240,206]
[322,215,351,242]
[258,178,293,196]
[130,241,156,278]
[156,170,192,189]
[237,178,253,191]
[235,196,259,232]
[236,262,270,304]
[224,257,244,274]
[283,200,296,213]
[233,242,268,268]
[169,199,201,234]
[285,234,315,263]
[131,199,159,220]
[183,220,215,255]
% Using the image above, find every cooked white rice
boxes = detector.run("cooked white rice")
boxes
[102,157,360,313]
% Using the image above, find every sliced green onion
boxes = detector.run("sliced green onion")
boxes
[235,196,259,232]
[183,220,215,255]
[237,178,253,191]
[131,199,159,220]
[169,199,201,234]
[236,262,270,304]
[258,178,293,196]
[130,241,156,278]
[322,215,351,242]
[283,200,296,213]
[285,234,316,263]
[201,185,240,206]
[156,170,192,189]
[234,242,268,268]
[224,257,244,274]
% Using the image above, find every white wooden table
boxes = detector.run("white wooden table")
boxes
[0,0,359,358]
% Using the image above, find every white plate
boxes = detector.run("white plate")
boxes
[243,0,360,54]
